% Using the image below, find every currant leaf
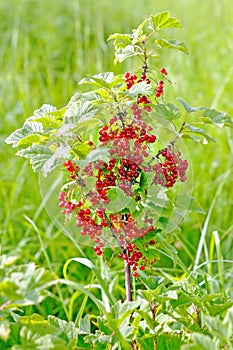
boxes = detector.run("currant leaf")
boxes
[155,39,189,54]
[149,12,182,31]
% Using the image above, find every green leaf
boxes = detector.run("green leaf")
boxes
[19,314,47,324]
[13,326,67,350]
[44,145,69,175]
[0,263,55,305]
[184,124,215,143]
[139,171,148,191]
[149,12,182,31]
[0,279,23,301]
[206,301,233,317]
[223,306,233,339]
[204,315,229,341]
[147,185,169,208]
[69,91,101,104]
[0,319,11,341]
[170,291,193,307]
[137,335,155,350]
[140,276,164,290]
[188,197,206,214]
[64,100,98,124]
[154,103,181,120]
[16,144,70,176]
[16,144,52,172]
[29,107,65,128]
[84,148,110,164]
[5,121,43,148]
[78,314,91,334]
[201,108,233,128]
[31,115,62,129]
[17,134,41,147]
[132,18,150,41]
[181,333,218,350]
[73,143,92,158]
[157,334,182,350]
[107,33,133,50]
[33,104,57,117]
[48,316,78,340]
[127,198,137,213]
[74,118,102,133]
[78,72,115,89]
[156,39,188,54]
[128,81,154,97]
[176,98,205,113]
[114,45,143,64]
[0,254,18,268]
[106,187,132,212]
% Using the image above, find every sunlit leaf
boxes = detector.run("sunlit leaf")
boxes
[128,81,154,97]
[202,108,233,128]
[176,98,205,113]
[5,121,43,148]
[181,333,218,350]
[78,314,91,334]
[48,316,78,340]
[107,33,133,50]
[149,12,182,31]
[0,319,11,342]
[64,100,98,124]
[16,144,53,172]
[17,134,41,147]
[183,124,215,143]
[154,103,181,120]
[114,45,143,64]
[156,39,188,54]
[85,148,110,164]
[33,104,57,118]
[79,72,115,89]
[73,143,92,158]
[106,187,132,212]
[41,145,70,176]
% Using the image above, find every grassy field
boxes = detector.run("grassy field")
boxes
[0,0,233,346]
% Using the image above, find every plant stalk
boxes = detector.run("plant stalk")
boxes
[124,260,133,302]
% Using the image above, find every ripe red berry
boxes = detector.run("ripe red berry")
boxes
[139,265,145,271]
[132,271,138,277]
[160,67,168,75]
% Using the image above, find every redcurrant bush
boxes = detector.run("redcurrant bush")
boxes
[6,11,233,287]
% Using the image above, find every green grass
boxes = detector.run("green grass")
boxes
[0,0,233,329]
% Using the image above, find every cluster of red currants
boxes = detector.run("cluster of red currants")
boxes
[99,123,156,144]
[124,69,167,102]
[58,67,188,276]
[155,80,164,98]
[124,72,151,89]
[58,191,78,215]
[63,160,80,180]
[153,147,188,188]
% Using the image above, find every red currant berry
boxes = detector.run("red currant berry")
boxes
[160,67,168,75]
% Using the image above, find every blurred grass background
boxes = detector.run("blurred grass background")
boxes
[0,0,232,285]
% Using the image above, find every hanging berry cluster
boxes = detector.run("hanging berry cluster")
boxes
[58,66,188,276]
